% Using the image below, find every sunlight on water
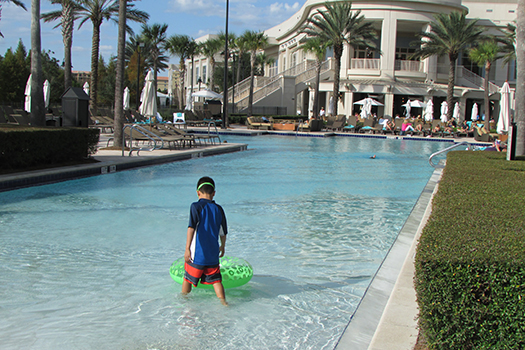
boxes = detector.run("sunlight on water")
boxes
[0,136,448,349]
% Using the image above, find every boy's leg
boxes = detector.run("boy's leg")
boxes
[182,279,193,295]
[213,282,228,306]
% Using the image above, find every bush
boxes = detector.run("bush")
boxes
[0,125,100,170]
[415,151,525,349]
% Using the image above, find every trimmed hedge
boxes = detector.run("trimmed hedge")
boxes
[0,125,100,170]
[415,151,525,349]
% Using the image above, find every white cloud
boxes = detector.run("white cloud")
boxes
[168,0,223,17]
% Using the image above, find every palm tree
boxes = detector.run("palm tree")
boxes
[1,0,27,37]
[112,0,126,147]
[256,52,275,77]
[241,30,268,117]
[141,23,169,94]
[301,37,330,118]
[411,11,485,121]
[499,22,516,65]
[166,35,192,109]
[30,0,45,126]
[42,0,82,91]
[234,34,249,85]
[200,37,222,91]
[76,0,148,111]
[301,1,377,116]
[469,39,503,129]
[516,0,525,156]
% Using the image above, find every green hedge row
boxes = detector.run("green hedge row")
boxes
[415,151,525,349]
[0,125,100,170]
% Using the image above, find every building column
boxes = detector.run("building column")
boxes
[380,14,397,80]
[384,90,394,119]
[344,90,354,117]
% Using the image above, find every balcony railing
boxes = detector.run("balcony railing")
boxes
[350,58,380,70]
[395,60,423,72]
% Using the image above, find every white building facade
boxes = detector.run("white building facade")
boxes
[186,0,517,120]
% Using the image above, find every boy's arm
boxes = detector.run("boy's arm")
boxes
[219,235,226,257]
[184,227,195,263]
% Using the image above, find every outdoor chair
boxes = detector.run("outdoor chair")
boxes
[360,117,382,134]
[474,126,493,142]
[343,115,356,132]
[327,115,346,131]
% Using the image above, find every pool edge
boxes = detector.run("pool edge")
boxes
[334,162,444,350]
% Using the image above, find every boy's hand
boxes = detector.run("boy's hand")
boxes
[219,245,225,257]
[184,249,192,263]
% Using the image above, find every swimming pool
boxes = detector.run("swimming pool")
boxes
[0,135,448,349]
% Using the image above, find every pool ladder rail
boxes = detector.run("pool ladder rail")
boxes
[122,124,164,156]
[429,141,470,167]
[207,121,221,143]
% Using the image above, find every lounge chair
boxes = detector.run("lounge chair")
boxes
[247,116,272,130]
[474,126,493,142]
[327,115,346,131]
[160,123,220,146]
[360,117,382,134]
[343,116,356,132]
[323,116,335,131]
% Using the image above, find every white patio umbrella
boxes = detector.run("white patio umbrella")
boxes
[192,89,223,99]
[328,95,335,116]
[423,99,434,121]
[440,101,448,122]
[83,82,89,96]
[308,89,314,118]
[139,70,157,119]
[123,87,130,110]
[43,80,51,109]
[185,89,192,110]
[354,97,384,106]
[497,81,511,134]
[403,99,426,108]
[471,103,479,121]
[404,99,411,117]
[24,74,32,112]
[453,102,460,121]
[360,97,372,119]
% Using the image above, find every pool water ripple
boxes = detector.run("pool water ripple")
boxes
[0,136,449,349]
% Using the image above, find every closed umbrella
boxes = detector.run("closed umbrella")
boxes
[423,99,434,121]
[471,103,479,121]
[440,101,448,122]
[404,99,411,117]
[83,82,89,96]
[453,102,460,121]
[497,81,511,134]
[360,97,372,119]
[185,89,192,111]
[24,74,32,112]
[328,96,335,116]
[139,70,157,120]
[123,87,130,110]
[43,80,51,109]
[308,89,314,118]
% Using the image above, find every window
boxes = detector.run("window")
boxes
[395,47,417,60]
[353,45,374,59]
[203,66,207,84]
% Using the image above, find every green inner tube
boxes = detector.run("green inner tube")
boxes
[169,256,253,289]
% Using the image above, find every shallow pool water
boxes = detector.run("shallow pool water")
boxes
[0,135,448,349]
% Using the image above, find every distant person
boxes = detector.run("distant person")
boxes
[399,119,415,135]
[319,107,325,118]
[182,177,228,306]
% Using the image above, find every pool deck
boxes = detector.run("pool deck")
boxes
[0,125,487,349]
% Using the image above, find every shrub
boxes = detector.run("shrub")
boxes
[0,125,100,170]
[415,151,525,349]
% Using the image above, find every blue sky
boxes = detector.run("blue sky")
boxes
[0,0,303,73]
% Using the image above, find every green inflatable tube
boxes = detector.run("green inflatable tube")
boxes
[170,256,253,289]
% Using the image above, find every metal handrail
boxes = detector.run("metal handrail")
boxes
[429,141,470,167]
[122,124,164,156]
[207,121,221,144]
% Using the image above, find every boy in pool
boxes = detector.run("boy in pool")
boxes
[182,176,228,305]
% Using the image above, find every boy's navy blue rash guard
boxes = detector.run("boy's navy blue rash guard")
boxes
[188,198,228,266]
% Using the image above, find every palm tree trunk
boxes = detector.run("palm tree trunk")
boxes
[62,1,73,91]
[89,21,101,112]
[179,60,185,109]
[248,52,255,117]
[484,63,491,130]
[210,57,215,91]
[236,54,242,85]
[515,0,525,156]
[313,59,321,118]
[113,0,126,146]
[446,56,456,122]
[332,45,343,116]
[30,0,45,126]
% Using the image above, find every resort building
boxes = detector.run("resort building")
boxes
[72,70,91,86]
[186,0,517,120]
